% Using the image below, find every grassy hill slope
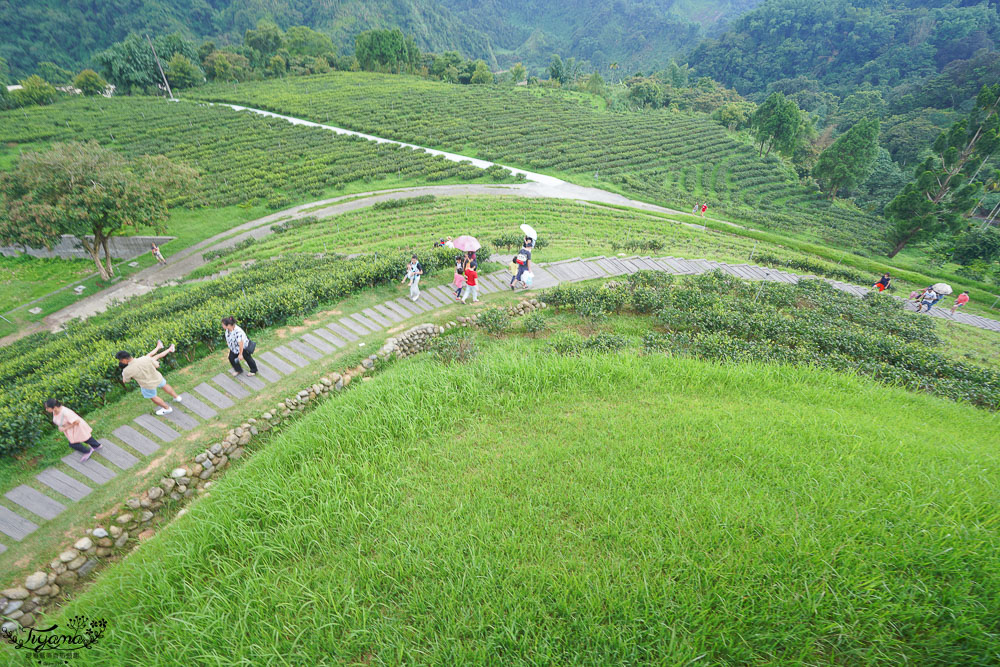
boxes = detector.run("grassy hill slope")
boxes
[34,343,1000,664]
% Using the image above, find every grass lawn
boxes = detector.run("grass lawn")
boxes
[26,342,1000,664]
[0,256,95,313]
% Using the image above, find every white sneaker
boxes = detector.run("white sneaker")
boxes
[174,395,183,402]
[155,407,173,415]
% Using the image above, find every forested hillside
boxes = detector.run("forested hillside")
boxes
[689,0,999,109]
[0,0,761,78]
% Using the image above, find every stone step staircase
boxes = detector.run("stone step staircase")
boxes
[1,256,997,552]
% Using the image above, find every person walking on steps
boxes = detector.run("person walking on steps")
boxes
[222,317,257,376]
[452,254,466,300]
[116,341,183,416]
[510,237,533,290]
[950,291,970,316]
[402,255,423,301]
[873,273,891,293]
[151,241,167,265]
[462,263,479,303]
[44,399,103,462]
[701,203,708,218]
[916,287,938,313]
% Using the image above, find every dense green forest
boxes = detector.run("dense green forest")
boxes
[0,0,761,78]
[690,0,999,106]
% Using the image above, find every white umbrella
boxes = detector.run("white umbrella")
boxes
[932,283,953,295]
[520,223,538,240]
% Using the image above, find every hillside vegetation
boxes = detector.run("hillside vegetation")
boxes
[37,342,1000,664]
[0,0,761,78]
[188,73,887,252]
[690,0,1000,104]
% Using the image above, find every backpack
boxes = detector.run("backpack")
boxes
[515,249,529,265]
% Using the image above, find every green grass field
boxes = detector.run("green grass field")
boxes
[28,341,1000,664]
[0,256,94,313]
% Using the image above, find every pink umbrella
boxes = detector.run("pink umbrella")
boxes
[452,235,481,252]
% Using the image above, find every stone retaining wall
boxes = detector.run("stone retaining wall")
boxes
[0,235,175,260]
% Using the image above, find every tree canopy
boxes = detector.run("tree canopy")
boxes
[812,119,880,199]
[885,85,1000,257]
[0,142,197,280]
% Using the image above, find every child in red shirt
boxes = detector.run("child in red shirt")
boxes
[461,266,479,303]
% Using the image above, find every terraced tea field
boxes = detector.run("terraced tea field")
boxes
[0,97,512,211]
[189,73,886,252]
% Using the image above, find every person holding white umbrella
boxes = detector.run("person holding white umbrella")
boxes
[509,224,538,290]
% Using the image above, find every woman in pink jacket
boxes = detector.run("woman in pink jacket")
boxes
[44,399,103,462]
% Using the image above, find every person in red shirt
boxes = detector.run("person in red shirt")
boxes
[950,291,970,315]
[461,265,479,303]
[700,203,707,217]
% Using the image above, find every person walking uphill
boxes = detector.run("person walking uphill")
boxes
[462,264,479,303]
[510,237,533,290]
[116,341,183,416]
[222,317,257,376]
[402,255,423,301]
[951,291,970,316]
[44,399,102,462]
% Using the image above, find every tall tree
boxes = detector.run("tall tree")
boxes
[0,142,196,280]
[751,92,802,157]
[285,26,335,57]
[885,85,1000,257]
[165,54,203,89]
[244,20,284,61]
[548,54,564,84]
[355,29,418,73]
[510,62,526,84]
[469,60,492,84]
[812,119,880,199]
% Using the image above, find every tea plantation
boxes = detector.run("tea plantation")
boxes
[0,96,513,211]
[188,73,887,252]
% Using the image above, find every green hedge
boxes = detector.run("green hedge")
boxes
[0,246,481,455]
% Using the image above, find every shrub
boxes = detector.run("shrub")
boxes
[476,307,511,336]
[491,232,549,250]
[540,271,999,410]
[372,194,436,210]
[522,312,548,336]
[430,330,477,364]
[272,216,319,234]
[611,238,665,253]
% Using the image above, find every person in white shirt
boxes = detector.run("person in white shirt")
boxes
[402,255,423,301]
[222,317,257,376]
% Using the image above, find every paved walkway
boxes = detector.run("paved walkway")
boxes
[2,253,998,554]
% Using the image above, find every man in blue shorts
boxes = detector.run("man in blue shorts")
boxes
[116,341,183,415]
